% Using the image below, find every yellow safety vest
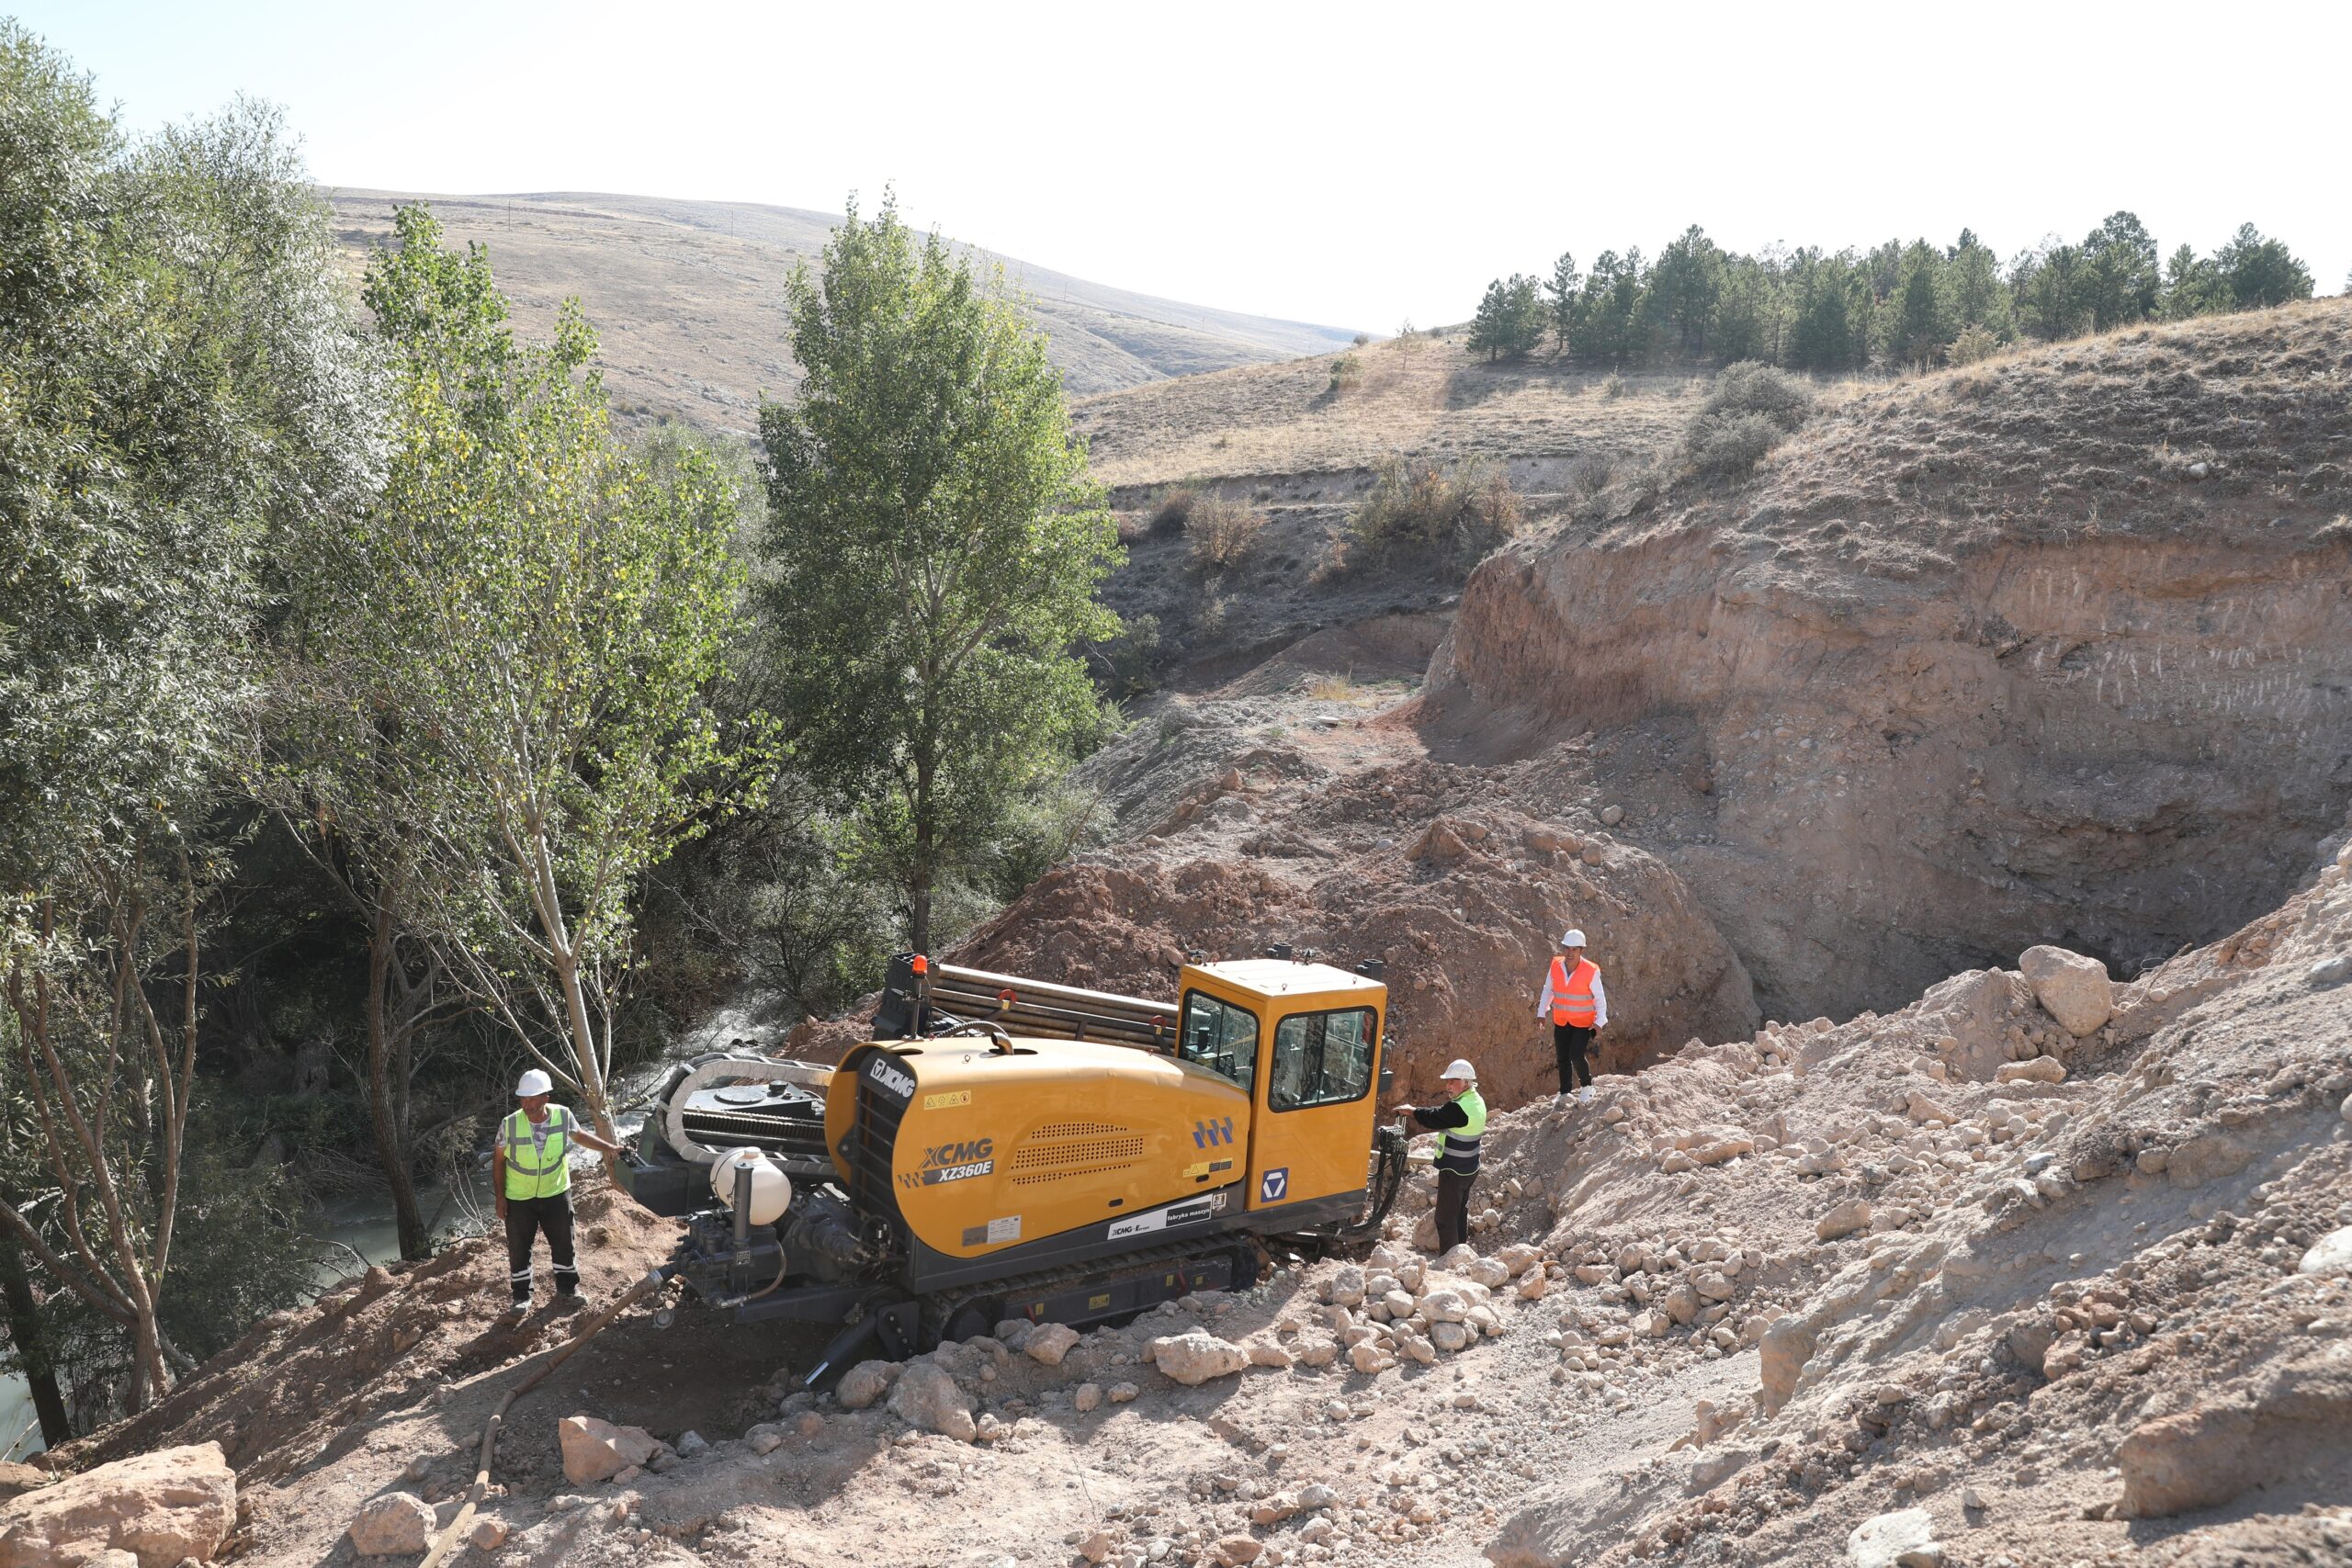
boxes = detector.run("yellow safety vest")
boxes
[1435,1088,1487,1174]
[502,1106,572,1200]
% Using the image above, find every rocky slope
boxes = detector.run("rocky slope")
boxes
[21,828,2350,1568]
[1425,301,2352,1023]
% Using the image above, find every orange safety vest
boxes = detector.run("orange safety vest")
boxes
[1549,956,1600,1028]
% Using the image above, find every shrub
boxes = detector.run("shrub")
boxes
[1188,493,1266,573]
[1328,353,1362,393]
[1151,485,1200,533]
[1601,374,1629,400]
[1696,360,1815,432]
[1685,412,1787,478]
[1351,332,1372,348]
[1682,361,1816,479]
[1567,451,1615,497]
[1949,324,2002,366]
[1347,455,1523,565]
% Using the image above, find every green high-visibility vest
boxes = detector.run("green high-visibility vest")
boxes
[502,1106,572,1200]
[1435,1088,1487,1173]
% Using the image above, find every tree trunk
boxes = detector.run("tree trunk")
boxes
[365,906,428,1260]
[910,749,935,957]
[0,1233,72,1447]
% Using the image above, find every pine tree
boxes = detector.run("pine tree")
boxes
[1468,278,1512,362]
[2214,223,2313,308]
[1545,252,1580,354]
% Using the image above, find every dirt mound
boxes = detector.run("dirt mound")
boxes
[1428,300,2352,1021]
[923,700,1756,1104]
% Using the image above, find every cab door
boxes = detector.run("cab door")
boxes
[1245,1001,1382,1218]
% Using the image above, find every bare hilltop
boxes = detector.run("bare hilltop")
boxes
[327,189,1362,432]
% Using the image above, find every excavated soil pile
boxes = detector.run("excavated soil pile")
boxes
[42,826,2352,1568]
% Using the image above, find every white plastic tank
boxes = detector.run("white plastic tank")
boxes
[708,1146,792,1226]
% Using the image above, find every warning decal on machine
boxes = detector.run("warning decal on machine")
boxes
[1105,1193,1218,1241]
[987,1214,1022,1243]
[922,1089,972,1110]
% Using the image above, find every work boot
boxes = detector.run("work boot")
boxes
[552,1292,586,1314]
[498,1300,529,1326]
[1577,1086,1593,1105]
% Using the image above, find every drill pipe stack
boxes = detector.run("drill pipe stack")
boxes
[921,962,1176,1051]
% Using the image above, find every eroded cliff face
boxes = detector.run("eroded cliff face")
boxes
[1427,303,2352,1021]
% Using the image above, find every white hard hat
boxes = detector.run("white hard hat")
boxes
[1442,1059,1477,1081]
[1559,929,1587,947]
[515,1068,553,1097]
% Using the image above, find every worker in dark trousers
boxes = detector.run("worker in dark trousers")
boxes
[1394,1059,1487,1254]
[493,1068,624,1323]
[1538,928,1608,1104]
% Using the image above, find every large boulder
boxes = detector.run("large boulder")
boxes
[558,1415,662,1484]
[1147,1332,1251,1386]
[347,1493,435,1557]
[2018,946,2113,1037]
[1024,1323,1081,1367]
[0,1441,235,1568]
[2298,1226,2352,1278]
[1816,1198,1872,1242]
[888,1362,978,1441]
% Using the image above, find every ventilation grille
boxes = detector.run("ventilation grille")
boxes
[1010,1125,1145,1186]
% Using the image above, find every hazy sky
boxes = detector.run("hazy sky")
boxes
[17,1,2347,332]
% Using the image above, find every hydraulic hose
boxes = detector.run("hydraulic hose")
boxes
[417,1266,675,1568]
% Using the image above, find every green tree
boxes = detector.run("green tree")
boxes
[1647,225,1724,357]
[307,205,755,1147]
[758,196,1121,955]
[2159,243,2230,319]
[2079,210,2161,330]
[1946,229,2011,336]
[0,26,374,1408]
[2213,222,2313,308]
[1468,278,1512,362]
[1544,253,1580,353]
[1576,249,1649,366]
[2012,240,2087,340]
[1884,240,1947,365]
[1786,249,1868,372]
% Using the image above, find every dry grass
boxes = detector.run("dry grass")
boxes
[1072,333,1723,492]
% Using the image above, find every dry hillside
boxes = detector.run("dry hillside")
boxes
[327,190,1361,431]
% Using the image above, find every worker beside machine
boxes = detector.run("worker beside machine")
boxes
[1538,928,1606,1104]
[495,1068,626,1324]
[1396,1058,1485,1254]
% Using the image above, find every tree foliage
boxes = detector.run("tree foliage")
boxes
[757,196,1120,955]
[1473,210,2315,375]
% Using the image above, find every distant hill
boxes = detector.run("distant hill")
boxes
[326,189,1361,433]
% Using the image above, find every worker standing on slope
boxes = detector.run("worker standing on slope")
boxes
[1395,1059,1486,1254]
[1538,929,1607,1104]
[494,1068,625,1323]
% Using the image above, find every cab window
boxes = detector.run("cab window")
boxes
[1179,990,1258,1091]
[1268,1007,1378,1111]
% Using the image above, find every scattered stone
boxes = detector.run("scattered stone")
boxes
[559,1416,662,1484]
[0,1442,234,1568]
[2298,1227,2352,1278]
[836,1359,898,1411]
[1600,805,1625,826]
[1817,1199,1873,1242]
[1995,1057,2066,1085]
[347,1493,435,1557]
[1108,1382,1140,1404]
[1847,1506,1936,1568]
[1215,1533,1263,1565]
[1025,1322,1081,1367]
[2309,953,2352,986]
[2018,946,2113,1036]
[888,1362,978,1442]
[673,1430,708,1458]
[1148,1332,1252,1385]
[1074,1382,1104,1413]
[745,1424,785,1455]
[469,1517,511,1551]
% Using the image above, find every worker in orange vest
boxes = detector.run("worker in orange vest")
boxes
[1536,929,1607,1103]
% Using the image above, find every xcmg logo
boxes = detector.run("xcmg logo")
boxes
[922,1138,995,1168]
[865,1056,915,1100]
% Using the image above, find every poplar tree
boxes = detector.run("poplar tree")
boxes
[758,196,1120,955]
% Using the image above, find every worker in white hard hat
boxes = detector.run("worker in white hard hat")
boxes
[1537,929,1607,1105]
[493,1067,624,1323]
[1391,1059,1486,1253]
